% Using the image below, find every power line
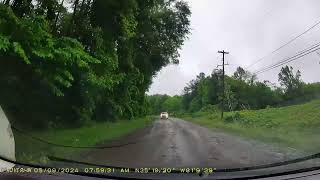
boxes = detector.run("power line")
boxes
[246,19,320,69]
[255,41,320,72]
[256,47,320,74]
[255,41,320,71]
[254,42,320,74]
[255,44,320,74]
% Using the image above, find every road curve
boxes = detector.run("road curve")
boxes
[82,118,300,168]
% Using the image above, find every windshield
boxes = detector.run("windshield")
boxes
[1,0,320,178]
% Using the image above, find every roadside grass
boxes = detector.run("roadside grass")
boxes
[179,100,320,153]
[14,116,156,164]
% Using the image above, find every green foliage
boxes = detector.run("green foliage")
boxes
[181,69,283,113]
[162,95,183,112]
[279,82,320,106]
[278,65,304,100]
[149,64,319,118]
[15,116,156,164]
[199,104,219,113]
[178,63,320,114]
[0,1,191,128]
[182,100,320,153]
[12,42,29,64]
[146,94,183,115]
[224,112,243,123]
[0,35,10,51]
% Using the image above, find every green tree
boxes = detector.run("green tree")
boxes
[278,65,304,100]
[162,96,182,112]
[0,0,191,128]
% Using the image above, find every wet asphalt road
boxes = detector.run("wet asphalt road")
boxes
[82,118,300,168]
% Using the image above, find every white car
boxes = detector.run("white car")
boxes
[160,112,169,119]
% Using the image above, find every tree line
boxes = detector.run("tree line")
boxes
[0,0,191,128]
[147,66,320,114]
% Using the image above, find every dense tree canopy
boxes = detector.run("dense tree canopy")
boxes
[180,69,281,112]
[148,66,320,115]
[0,0,191,128]
[147,94,182,114]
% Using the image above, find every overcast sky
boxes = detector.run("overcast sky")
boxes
[148,0,320,96]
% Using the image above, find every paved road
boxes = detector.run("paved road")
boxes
[82,118,301,168]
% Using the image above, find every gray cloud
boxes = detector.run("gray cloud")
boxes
[148,0,320,96]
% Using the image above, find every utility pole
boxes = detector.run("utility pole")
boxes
[217,50,229,119]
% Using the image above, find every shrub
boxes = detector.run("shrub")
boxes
[200,104,219,113]
[224,112,244,123]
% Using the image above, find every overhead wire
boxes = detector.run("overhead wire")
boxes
[255,47,320,74]
[254,41,320,74]
[246,18,320,69]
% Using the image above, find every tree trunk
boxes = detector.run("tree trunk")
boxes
[54,0,65,30]
[69,0,79,35]
[72,0,79,18]
[79,0,86,12]
[4,0,10,5]
[84,0,92,16]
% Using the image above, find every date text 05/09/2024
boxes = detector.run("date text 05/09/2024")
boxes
[3,167,217,174]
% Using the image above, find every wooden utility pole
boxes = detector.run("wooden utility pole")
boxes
[218,50,229,119]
